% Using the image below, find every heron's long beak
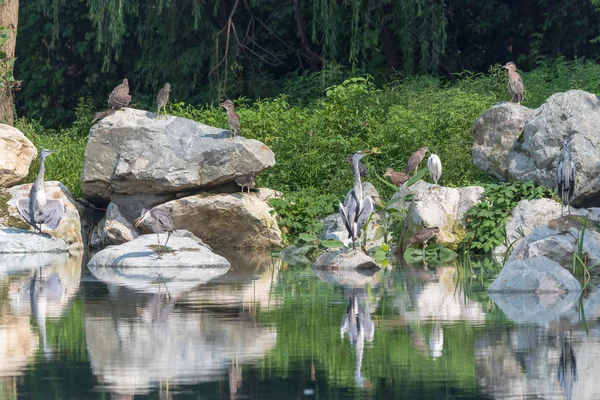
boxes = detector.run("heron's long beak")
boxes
[134,212,147,228]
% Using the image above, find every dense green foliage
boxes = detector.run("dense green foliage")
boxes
[14,0,600,125]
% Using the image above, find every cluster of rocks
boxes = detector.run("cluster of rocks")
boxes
[0,108,284,267]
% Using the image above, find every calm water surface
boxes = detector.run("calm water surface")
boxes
[0,251,596,399]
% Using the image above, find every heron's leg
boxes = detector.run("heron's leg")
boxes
[161,231,172,254]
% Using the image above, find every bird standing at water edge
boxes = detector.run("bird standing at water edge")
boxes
[108,78,132,109]
[405,147,429,175]
[135,207,176,258]
[17,149,65,233]
[220,100,240,139]
[339,150,374,251]
[556,139,576,216]
[427,154,442,190]
[156,83,171,118]
[503,62,524,104]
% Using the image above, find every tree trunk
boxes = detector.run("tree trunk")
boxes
[292,0,322,70]
[379,4,399,74]
[0,0,18,126]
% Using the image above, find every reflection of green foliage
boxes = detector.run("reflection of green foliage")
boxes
[404,244,458,265]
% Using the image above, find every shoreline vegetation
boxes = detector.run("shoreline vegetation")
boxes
[16,59,600,247]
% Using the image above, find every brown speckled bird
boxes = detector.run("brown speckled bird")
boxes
[92,108,117,123]
[235,172,255,193]
[503,62,524,104]
[345,154,368,178]
[108,78,132,109]
[407,227,440,248]
[220,100,240,139]
[384,167,410,186]
[156,83,171,118]
[405,147,429,175]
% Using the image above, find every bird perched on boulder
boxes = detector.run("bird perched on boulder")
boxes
[235,172,255,193]
[92,108,117,123]
[427,154,442,190]
[405,146,429,175]
[108,78,132,109]
[345,154,368,178]
[556,139,576,216]
[406,227,439,249]
[134,207,176,258]
[156,83,171,118]
[220,100,240,139]
[502,62,524,104]
[383,167,410,186]
[17,149,65,233]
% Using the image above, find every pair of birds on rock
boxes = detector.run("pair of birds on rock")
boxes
[94,79,171,121]
[383,147,442,189]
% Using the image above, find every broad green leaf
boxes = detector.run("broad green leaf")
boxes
[320,239,344,249]
[406,167,428,186]
[298,233,318,243]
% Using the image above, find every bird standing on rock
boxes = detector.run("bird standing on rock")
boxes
[383,167,410,186]
[405,147,429,175]
[235,172,255,193]
[156,83,171,118]
[17,149,65,233]
[220,100,240,139]
[134,207,176,258]
[503,62,524,104]
[406,227,440,250]
[427,154,442,190]
[556,139,576,216]
[108,78,132,109]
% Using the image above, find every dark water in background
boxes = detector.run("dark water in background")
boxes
[0,251,596,399]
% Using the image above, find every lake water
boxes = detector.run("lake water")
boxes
[0,251,595,399]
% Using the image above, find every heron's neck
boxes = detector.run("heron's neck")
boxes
[353,159,362,198]
[36,156,47,186]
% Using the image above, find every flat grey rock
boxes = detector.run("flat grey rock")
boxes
[488,256,581,293]
[0,228,68,253]
[313,249,379,270]
[88,231,231,268]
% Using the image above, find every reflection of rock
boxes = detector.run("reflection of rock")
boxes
[84,286,277,396]
[489,257,581,293]
[0,315,38,377]
[0,251,69,270]
[313,249,378,270]
[0,227,68,253]
[488,291,580,324]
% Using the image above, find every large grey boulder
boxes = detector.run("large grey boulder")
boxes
[1,181,83,251]
[473,90,600,207]
[313,249,379,270]
[0,228,68,253]
[472,102,534,180]
[488,256,581,293]
[155,188,283,249]
[88,231,231,268]
[82,108,275,202]
[0,124,37,188]
[391,180,484,247]
[90,202,139,248]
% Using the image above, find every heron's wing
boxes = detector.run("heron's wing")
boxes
[228,112,241,135]
[108,84,131,108]
[356,196,374,236]
[157,87,170,108]
[17,198,35,227]
[556,160,564,198]
[569,160,576,196]
[155,210,175,231]
[40,200,65,230]
[339,202,353,239]
[509,74,524,97]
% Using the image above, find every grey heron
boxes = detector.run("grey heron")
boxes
[108,78,132,109]
[345,154,368,178]
[427,153,442,190]
[338,150,374,251]
[383,167,410,186]
[556,139,576,216]
[405,146,429,175]
[502,62,524,104]
[156,83,171,118]
[134,207,176,258]
[17,149,65,233]
[220,100,240,139]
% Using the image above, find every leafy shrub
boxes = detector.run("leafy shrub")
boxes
[464,181,554,253]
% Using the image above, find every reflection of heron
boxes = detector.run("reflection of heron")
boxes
[427,154,442,190]
[134,207,176,258]
[339,150,374,251]
[558,333,577,400]
[340,290,374,387]
[428,321,443,359]
[17,149,65,233]
[556,139,576,216]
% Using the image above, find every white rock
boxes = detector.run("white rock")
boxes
[0,124,37,188]
[0,227,68,253]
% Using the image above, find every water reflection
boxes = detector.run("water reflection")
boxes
[559,332,577,400]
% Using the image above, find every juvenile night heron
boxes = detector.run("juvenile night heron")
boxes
[383,167,410,186]
[108,78,132,109]
[427,154,442,189]
[405,147,429,175]
[502,62,524,104]
[339,150,374,251]
[345,154,368,178]
[220,100,240,139]
[407,227,439,249]
[235,172,255,193]
[134,207,176,258]
[17,149,65,233]
[156,83,171,118]
[556,139,576,216]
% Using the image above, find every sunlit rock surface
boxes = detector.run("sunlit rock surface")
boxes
[82,108,275,202]
[88,231,231,268]
[2,181,83,250]
[0,228,68,253]
[473,90,600,207]
[489,256,581,293]
[390,180,484,247]
[314,249,379,270]
[0,124,37,188]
